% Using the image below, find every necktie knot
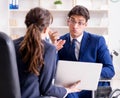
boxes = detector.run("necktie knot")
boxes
[71,39,76,48]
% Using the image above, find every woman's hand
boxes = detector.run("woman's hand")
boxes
[65,80,81,93]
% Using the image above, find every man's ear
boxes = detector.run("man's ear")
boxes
[85,22,88,26]
[43,27,50,35]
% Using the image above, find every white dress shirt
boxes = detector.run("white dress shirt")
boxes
[70,33,83,60]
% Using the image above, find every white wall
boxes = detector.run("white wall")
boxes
[109,1,120,64]
[0,1,9,34]
[109,1,120,52]
[109,1,120,88]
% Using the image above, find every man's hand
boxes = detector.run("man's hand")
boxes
[49,30,66,51]
[49,30,59,44]
[54,39,66,51]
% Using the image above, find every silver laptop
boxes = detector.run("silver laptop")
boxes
[54,60,102,90]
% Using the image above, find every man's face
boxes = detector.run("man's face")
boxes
[67,15,87,38]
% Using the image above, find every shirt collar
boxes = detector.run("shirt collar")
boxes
[70,33,83,43]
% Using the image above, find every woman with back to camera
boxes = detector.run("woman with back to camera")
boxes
[13,7,80,98]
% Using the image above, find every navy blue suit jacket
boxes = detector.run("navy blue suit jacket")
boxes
[58,31,115,80]
[14,37,66,98]
[58,31,115,98]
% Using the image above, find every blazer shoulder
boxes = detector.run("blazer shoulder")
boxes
[13,37,24,45]
[43,41,56,56]
[60,33,70,40]
[85,32,104,41]
[44,41,56,50]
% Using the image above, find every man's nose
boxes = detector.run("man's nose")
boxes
[73,22,79,28]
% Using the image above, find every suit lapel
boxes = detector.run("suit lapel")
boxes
[67,34,77,61]
[78,32,90,60]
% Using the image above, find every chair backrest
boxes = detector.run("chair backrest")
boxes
[109,88,120,98]
[0,32,21,98]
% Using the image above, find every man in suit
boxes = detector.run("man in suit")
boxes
[50,5,115,98]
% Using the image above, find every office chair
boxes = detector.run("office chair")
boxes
[0,32,54,98]
[0,32,21,98]
[109,88,120,98]
[94,52,119,98]
[95,86,112,98]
